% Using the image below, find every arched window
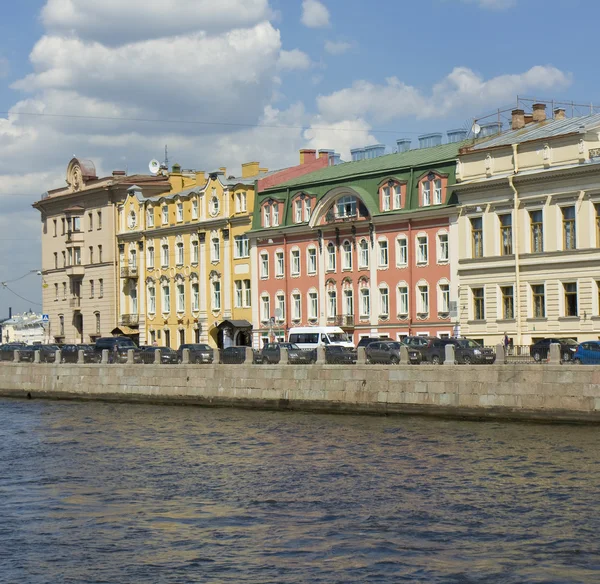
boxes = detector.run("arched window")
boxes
[379,284,389,317]
[327,242,336,271]
[342,240,352,270]
[358,239,369,269]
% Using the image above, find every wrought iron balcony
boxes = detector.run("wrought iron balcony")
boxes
[120,265,139,278]
[120,314,139,326]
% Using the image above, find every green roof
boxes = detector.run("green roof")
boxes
[269,140,467,190]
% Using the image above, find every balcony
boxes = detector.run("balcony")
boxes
[120,314,139,326]
[69,297,81,310]
[66,230,84,244]
[120,265,139,279]
[66,265,85,278]
[331,315,354,327]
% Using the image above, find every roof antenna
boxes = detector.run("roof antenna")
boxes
[164,145,169,170]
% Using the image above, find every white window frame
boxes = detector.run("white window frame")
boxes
[211,237,220,263]
[243,280,251,308]
[433,179,442,205]
[327,289,337,318]
[234,235,249,259]
[292,292,302,320]
[192,282,199,312]
[396,236,408,267]
[212,281,221,311]
[191,198,198,220]
[176,202,183,222]
[191,240,199,264]
[422,181,431,207]
[148,285,156,314]
[272,204,280,227]
[263,205,270,228]
[358,239,369,269]
[260,252,269,279]
[162,284,171,313]
[437,232,449,263]
[176,242,184,266]
[379,285,389,317]
[291,249,300,276]
[234,280,243,308]
[342,240,353,270]
[147,208,154,228]
[275,251,284,278]
[261,295,271,323]
[307,247,317,275]
[397,284,409,316]
[393,185,402,209]
[327,243,336,271]
[161,244,169,268]
[308,291,318,320]
[382,186,391,212]
[294,199,302,223]
[360,288,370,318]
[438,281,450,313]
[161,205,168,225]
[276,293,285,321]
[176,283,185,313]
[416,235,428,265]
[417,283,429,315]
[304,199,312,222]
[378,239,389,268]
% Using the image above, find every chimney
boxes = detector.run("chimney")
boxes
[532,103,547,123]
[524,114,534,125]
[350,148,365,162]
[446,130,467,144]
[332,152,341,165]
[219,167,226,175]
[511,109,525,130]
[318,149,334,160]
[112,170,126,176]
[195,171,206,185]
[554,108,566,120]
[259,167,268,174]
[364,144,385,159]
[418,133,442,149]
[8,307,12,319]
[396,138,411,152]
[480,122,502,137]
[241,162,260,178]
[171,163,181,174]
[299,149,317,164]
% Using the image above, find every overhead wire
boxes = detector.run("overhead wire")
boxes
[0,284,42,307]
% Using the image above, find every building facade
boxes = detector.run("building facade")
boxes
[455,105,600,344]
[250,139,466,347]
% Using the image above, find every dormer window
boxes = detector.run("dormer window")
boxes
[294,199,302,223]
[161,205,168,224]
[422,181,431,206]
[209,195,220,217]
[263,204,271,228]
[420,174,445,207]
[380,181,403,212]
[336,196,357,219]
[304,198,312,222]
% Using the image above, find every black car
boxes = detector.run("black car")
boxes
[60,344,100,363]
[419,338,495,365]
[325,345,357,364]
[402,336,438,349]
[221,346,262,364]
[261,342,316,364]
[529,338,578,362]
[0,343,26,361]
[94,336,140,363]
[365,341,402,364]
[356,336,391,349]
[177,343,214,364]
[140,346,178,364]
[30,343,62,363]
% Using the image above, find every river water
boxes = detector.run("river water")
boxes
[1,399,599,583]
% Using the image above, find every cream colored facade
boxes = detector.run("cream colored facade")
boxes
[34,158,170,344]
[455,107,600,344]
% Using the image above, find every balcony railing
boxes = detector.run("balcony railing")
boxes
[120,265,139,278]
[330,315,354,327]
[69,297,81,309]
[120,314,139,326]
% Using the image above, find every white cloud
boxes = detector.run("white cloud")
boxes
[42,0,273,44]
[277,49,311,71]
[317,65,572,123]
[462,0,516,9]
[324,40,351,55]
[0,57,9,78]
[301,0,330,28]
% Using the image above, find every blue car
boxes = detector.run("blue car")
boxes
[573,341,600,365]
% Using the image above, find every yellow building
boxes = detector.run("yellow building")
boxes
[116,162,266,348]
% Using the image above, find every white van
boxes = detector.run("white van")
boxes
[288,326,354,349]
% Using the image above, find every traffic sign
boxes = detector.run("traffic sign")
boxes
[42,314,49,323]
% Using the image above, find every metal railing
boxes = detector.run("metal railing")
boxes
[505,345,546,364]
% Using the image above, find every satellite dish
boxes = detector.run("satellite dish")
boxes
[149,159,161,175]
[471,123,481,136]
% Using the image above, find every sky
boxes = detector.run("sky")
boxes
[0,0,597,316]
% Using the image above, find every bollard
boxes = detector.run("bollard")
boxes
[400,345,410,364]
[244,346,254,364]
[55,349,62,364]
[214,348,221,364]
[316,346,326,364]
[34,350,41,364]
[127,349,134,364]
[496,343,505,365]
[78,349,85,364]
[356,346,367,365]
[13,350,19,363]
[444,343,455,365]
[154,349,161,364]
[101,349,109,364]
[182,348,190,364]
[549,342,561,364]
[279,347,289,365]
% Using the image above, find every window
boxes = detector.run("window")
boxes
[162,205,168,225]
[261,296,271,322]
[342,241,352,270]
[294,199,302,223]
[162,283,171,312]
[212,281,221,310]
[327,242,336,271]
[263,205,271,228]
[471,217,483,258]
[472,287,485,320]
[276,294,285,321]
[95,312,101,334]
[63,282,67,298]
[499,214,512,255]
[360,288,370,317]
[88,246,93,264]
[99,279,103,298]
[53,252,58,269]
[501,286,514,319]
[243,280,251,308]
[275,251,284,278]
[61,218,66,235]
[437,233,449,262]
[422,181,431,206]
[532,284,545,318]
[307,248,317,275]
[291,249,300,276]
[378,240,388,268]
[176,202,183,222]
[62,251,66,267]
[304,199,312,222]
[292,293,301,320]
[71,216,80,232]
[211,236,220,262]
[164,329,171,348]
[59,315,64,336]
[235,192,246,213]
[336,196,357,218]
[379,286,389,316]
[174,283,184,312]
[358,239,369,269]
[161,243,169,267]
[98,245,103,263]
[417,284,429,314]
[417,236,428,265]
[53,219,57,237]
[176,242,184,266]
[54,283,59,300]
[234,235,249,259]
[433,179,442,205]
[397,237,408,266]
[90,280,95,298]
[530,210,543,253]
[393,185,402,209]
[147,245,155,268]
[191,199,198,219]
[344,289,354,316]
[97,211,102,229]
[382,186,390,211]
[260,252,269,278]
[210,196,220,217]
[272,204,279,227]
[562,206,576,250]
[308,291,318,320]
[564,282,578,317]
[596,204,600,246]
[398,285,409,316]
[191,240,199,264]
[439,283,450,313]
[143,207,153,228]
[328,290,337,318]
[148,285,156,314]
[234,281,243,308]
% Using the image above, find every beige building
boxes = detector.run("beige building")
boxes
[454,105,600,345]
[33,158,170,343]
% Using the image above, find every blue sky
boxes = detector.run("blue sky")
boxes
[0,0,596,316]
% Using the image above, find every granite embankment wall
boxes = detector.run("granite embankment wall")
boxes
[1,362,599,423]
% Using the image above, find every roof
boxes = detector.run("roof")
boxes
[267,141,467,191]
[111,325,138,336]
[469,113,600,151]
[217,319,252,329]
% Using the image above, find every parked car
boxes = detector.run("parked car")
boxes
[529,338,578,362]
[140,346,178,364]
[402,336,438,349]
[365,341,402,364]
[572,341,600,365]
[177,343,214,364]
[325,345,357,364]
[356,336,391,349]
[0,343,26,361]
[94,336,140,363]
[288,326,354,349]
[221,346,263,364]
[418,338,495,365]
[30,343,62,363]
[59,344,100,363]
[15,345,37,363]
[261,342,316,364]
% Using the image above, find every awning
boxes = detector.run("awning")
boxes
[217,319,252,330]
[111,326,139,336]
